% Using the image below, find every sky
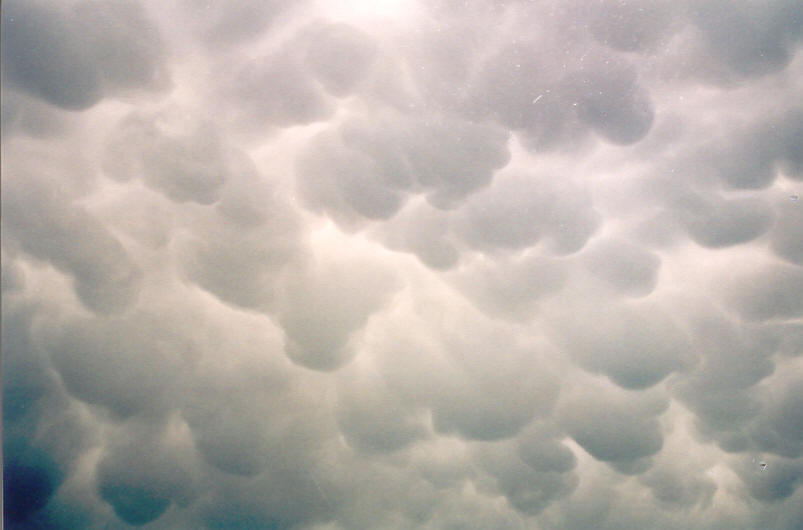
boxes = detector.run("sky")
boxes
[1,0,802,528]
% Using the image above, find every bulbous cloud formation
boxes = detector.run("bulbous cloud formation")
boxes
[2,0,803,528]
[1,0,169,111]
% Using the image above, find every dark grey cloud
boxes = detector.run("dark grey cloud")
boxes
[1,0,169,111]
[3,444,65,526]
[685,0,803,82]
[96,420,198,525]
[3,0,802,527]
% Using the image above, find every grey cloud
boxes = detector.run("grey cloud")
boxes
[639,178,778,248]
[1,0,168,111]
[469,39,593,151]
[181,339,331,479]
[401,16,499,116]
[547,298,691,390]
[2,256,26,294]
[177,154,305,310]
[586,0,803,87]
[2,301,103,528]
[688,109,803,190]
[587,0,678,53]
[4,0,803,527]
[334,369,428,453]
[516,423,577,475]
[1,89,75,140]
[686,0,803,81]
[669,302,779,452]
[683,196,775,248]
[275,255,400,371]
[735,456,803,502]
[96,420,198,526]
[72,0,169,90]
[373,302,560,442]
[43,313,189,418]
[473,439,578,515]
[448,252,569,320]
[453,171,601,255]
[580,237,661,297]
[747,373,803,459]
[640,465,716,509]
[606,170,781,252]
[725,264,803,322]
[214,152,292,228]
[408,439,476,490]
[296,129,405,227]
[558,382,668,465]
[304,22,379,98]
[2,301,57,432]
[178,221,301,311]
[537,474,615,530]
[221,39,335,129]
[2,1,102,110]
[463,25,655,148]
[371,200,460,269]
[183,380,276,477]
[184,0,300,48]
[768,323,803,358]
[771,198,803,265]
[103,112,229,205]
[100,188,177,250]
[2,170,142,313]
[563,58,655,145]
[296,111,511,228]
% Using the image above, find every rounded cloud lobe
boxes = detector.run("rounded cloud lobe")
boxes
[1,0,168,111]
[3,0,803,529]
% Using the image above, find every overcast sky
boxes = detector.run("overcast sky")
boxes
[2,0,802,528]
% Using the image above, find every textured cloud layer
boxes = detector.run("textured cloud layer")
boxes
[3,0,802,528]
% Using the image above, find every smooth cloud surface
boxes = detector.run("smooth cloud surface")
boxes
[2,0,803,528]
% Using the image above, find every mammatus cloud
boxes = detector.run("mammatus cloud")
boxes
[2,0,802,528]
[1,0,168,111]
